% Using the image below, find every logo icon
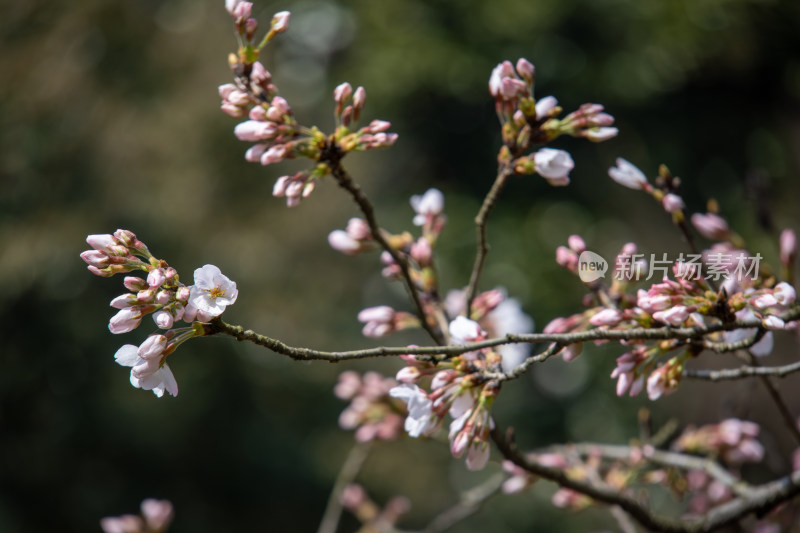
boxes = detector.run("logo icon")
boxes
[578,251,608,283]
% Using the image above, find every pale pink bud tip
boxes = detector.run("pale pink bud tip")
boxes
[534,148,574,185]
[780,229,797,265]
[334,82,353,104]
[691,213,730,241]
[271,11,290,33]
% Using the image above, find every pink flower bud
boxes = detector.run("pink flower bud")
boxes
[589,308,623,327]
[396,366,420,383]
[110,294,135,309]
[353,86,366,109]
[567,235,586,253]
[583,126,618,142]
[652,305,689,326]
[86,234,119,253]
[410,237,433,266]
[535,95,558,120]
[141,499,174,532]
[234,120,276,142]
[80,250,109,268]
[138,334,168,360]
[691,213,730,241]
[662,193,685,213]
[153,310,174,329]
[271,10,290,33]
[774,282,796,306]
[515,58,535,81]
[345,218,370,240]
[122,276,147,292]
[109,308,142,334]
[608,158,648,190]
[334,82,353,104]
[147,268,166,288]
[328,230,361,255]
[780,229,797,265]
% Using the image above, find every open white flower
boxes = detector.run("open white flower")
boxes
[115,344,178,397]
[389,384,434,438]
[189,264,238,317]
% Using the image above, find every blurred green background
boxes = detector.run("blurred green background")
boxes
[2,0,800,531]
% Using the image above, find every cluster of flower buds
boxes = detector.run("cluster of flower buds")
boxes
[339,483,410,531]
[387,317,505,470]
[356,306,420,338]
[100,498,173,533]
[82,231,238,397]
[545,173,799,399]
[334,371,404,442]
[488,58,616,188]
[672,418,765,465]
[221,8,398,207]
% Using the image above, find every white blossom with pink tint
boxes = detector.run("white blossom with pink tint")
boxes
[608,158,648,190]
[389,384,434,438]
[140,499,174,532]
[189,265,238,317]
[410,188,444,226]
[449,316,485,345]
[652,305,690,326]
[589,308,623,327]
[115,344,178,398]
[662,193,685,213]
[109,308,143,334]
[533,148,574,186]
[535,96,558,120]
[691,213,731,241]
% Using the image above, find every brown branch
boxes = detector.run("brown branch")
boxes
[317,442,372,533]
[204,308,800,365]
[326,156,445,345]
[685,361,800,381]
[491,426,800,533]
[547,442,752,497]
[744,352,800,447]
[464,166,514,315]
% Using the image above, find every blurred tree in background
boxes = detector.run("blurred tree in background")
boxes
[2,0,800,531]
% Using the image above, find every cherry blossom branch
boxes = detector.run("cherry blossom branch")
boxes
[205,309,800,364]
[685,360,800,381]
[317,442,372,533]
[464,166,514,314]
[324,151,445,345]
[491,426,800,533]
[544,442,752,497]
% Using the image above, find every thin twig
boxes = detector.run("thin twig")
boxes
[464,166,514,314]
[326,154,445,345]
[546,442,752,497]
[205,308,800,367]
[744,352,800,447]
[490,426,800,533]
[685,360,800,381]
[413,473,505,533]
[317,442,372,533]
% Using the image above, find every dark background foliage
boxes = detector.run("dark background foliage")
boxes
[2,0,800,531]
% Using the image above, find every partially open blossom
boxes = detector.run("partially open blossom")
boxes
[410,188,444,226]
[357,306,418,338]
[115,344,178,398]
[535,96,558,120]
[589,308,623,327]
[533,148,574,186]
[691,213,731,241]
[389,384,435,438]
[608,158,648,190]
